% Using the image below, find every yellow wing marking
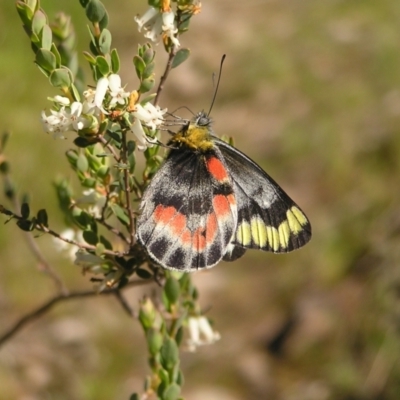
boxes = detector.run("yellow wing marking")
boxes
[236,221,251,246]
[250,217,267,247]
[278,220,290,249]
[287,206,307,234]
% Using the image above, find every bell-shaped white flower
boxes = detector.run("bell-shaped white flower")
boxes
[108,74,130,108]
[94,76,110,114]
[186,316,221,352]
[134,7,159,32]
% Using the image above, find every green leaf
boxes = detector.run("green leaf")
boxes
[160,337,179,371]
[85,0,106,23]
[74,137,95,148]
[96,56,110,76]
[77,153,89,173]
[171,48,190,69]
[49,67,72,88]
[21,202,30,219]
[83,51,96,65]
[133,55,146,79]
[16,1,34,26]
[109,203,130,226]
[37,209,48,227]
[143,62,155,80]
[79,0,90,6]
[162,384,181,400]
[17,219,34,232]
[147,329,164,356]
[142,47,155,64]
[40,25,52,51]
[99,28,112,55]
[129,394,139,400]
[35,49,56,73]
[139,77,155,93]
[31,10,47,37]
[99,235,112,250]
[164,277,180,305]
[83,229,98,245]
[110,48,120,74]
[99,9,109,30]
[50,43,61,68]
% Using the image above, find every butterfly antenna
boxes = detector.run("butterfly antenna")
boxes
[207,54,226,117]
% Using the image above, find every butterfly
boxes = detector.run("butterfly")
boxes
[136,111,311,271]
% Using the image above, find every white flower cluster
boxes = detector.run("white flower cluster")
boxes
[135,7,180,47]
[41,74,166,151]
[186,316,221,352]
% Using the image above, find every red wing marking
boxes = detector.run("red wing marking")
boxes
[153,205,187,235]
[206,156,229,182]
[212,194,235,218]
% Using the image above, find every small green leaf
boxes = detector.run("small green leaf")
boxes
[79,0,90,7]
[50,43,61,68]
[160,337,179,371]
[35,49,56,73]
[83,51,96,65]
[162,383,181,400]
[171,48,190,69]
[16,1,35,26]
[139,77,155,93]
[99,235,112,250]
[77,153,89,173]
[143,62,155,79]
[109,203,130,226]
[40,24,52,51]
[37,209,48,227]
[31,10,47,37]
[142,47,155,64]
[96,165,109,178]
[110,48,120,73]
[49,67,72,88]
[99,28,112,55]
[133,55,146,79]
[85,0,106,23]
[147,329,164,356]
[17,219,34,232]
[83,229,98,245]
[74,137,95,148]
[99,9,109,30]
[21,202,30,219]
[96,56,110,76]
[164,277,180,305]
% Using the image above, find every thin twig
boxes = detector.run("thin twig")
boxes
[0,205,123,257]
[120,132,135,245]
[154,48,177,106]
[98,135,120,162]
[0,172,68,294]
[0,279,151,348]
[96,217,129,244]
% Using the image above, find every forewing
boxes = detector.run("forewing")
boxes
[136,148,237,271]
[215,138,311,255]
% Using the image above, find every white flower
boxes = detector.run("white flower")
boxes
[162,11,180,47]
[108,74,130,108]
[94,76,110,113]
[82,88,98,115]
[41,108,70,139]
[130,103,166,151]
[53,229,84,261]
[65,102,88,131]
[135,8,180,47]
[53,95,71,106]
[94,74,130,114]
[76,189,106,219]
[186,316,221,352]
[135,7,159,32]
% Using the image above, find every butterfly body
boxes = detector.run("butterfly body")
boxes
[136,112,311,271]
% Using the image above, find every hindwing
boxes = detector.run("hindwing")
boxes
[215,138,312,258]
[136,147,237,271]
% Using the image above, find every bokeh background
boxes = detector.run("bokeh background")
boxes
[1,0,400,399]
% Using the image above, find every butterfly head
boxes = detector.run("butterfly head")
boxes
[169,111,214,152]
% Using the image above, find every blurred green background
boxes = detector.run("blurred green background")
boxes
[1,0,400,399]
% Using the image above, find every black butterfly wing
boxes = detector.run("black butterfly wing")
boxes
[215,138,312,259]
[136,147,238,271]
